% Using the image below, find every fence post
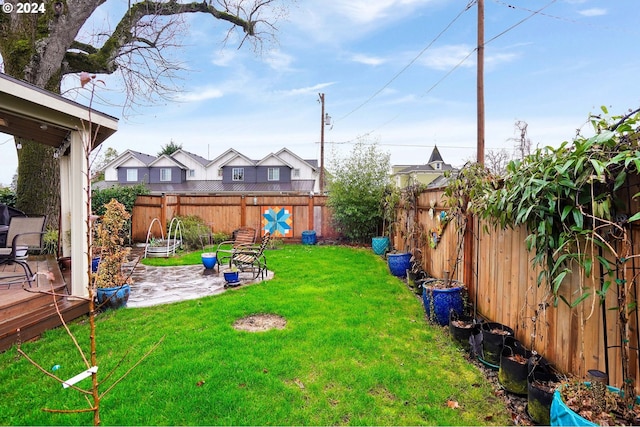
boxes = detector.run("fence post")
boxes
[160,194,167,234]
[241,195,247,226]
[308,194,314,230]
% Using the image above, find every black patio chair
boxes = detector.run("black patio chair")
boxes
[0,215,46,288]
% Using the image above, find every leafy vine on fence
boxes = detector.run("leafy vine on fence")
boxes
[446,106,640,419]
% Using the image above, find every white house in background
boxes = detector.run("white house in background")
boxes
[171,149,210,180]
[391,146,458,188]
[96,147,320,195]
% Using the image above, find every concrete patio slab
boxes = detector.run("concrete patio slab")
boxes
[127,264,273,308]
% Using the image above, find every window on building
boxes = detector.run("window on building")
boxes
[268,167,280,181]
[126,169,138,182]
[218,168,223,177]
[160,168,172,182]
[293,168,300,178]
[188,169,195,178]
[232,167,244,181]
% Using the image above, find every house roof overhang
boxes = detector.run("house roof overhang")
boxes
[0,73,118,149]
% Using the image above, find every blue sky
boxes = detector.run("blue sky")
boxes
[2,0,640,186]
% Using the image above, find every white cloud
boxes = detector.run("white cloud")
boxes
[351,53,386,66]
[263,50,295,71]
[419,44,476,71]
[210,49,239,67]
[176,86,224,102]
[579,8,607,17]
[287,0,442,45]
[276,82,336,97]
[331,0,438,24]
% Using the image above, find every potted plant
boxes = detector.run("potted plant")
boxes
[406,248,427,294]
[527,355,560,426]
[223,265,240,285]
[497,336,532,395]
[551,378,640,425]
[373,185,399,256]
[449,310,482,353]
[389,181,426,276]
[421,274,466,326]
[93,199,132,310]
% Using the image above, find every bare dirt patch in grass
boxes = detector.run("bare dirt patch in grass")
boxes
[233,313,287,332]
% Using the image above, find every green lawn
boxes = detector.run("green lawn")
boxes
[0,245,510,425]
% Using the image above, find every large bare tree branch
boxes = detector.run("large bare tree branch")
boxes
[62,0,269,75]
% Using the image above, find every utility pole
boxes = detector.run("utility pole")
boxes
[477,0,485,165]
[318,93,326,194]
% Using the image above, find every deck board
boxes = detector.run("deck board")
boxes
[0,255,88,352]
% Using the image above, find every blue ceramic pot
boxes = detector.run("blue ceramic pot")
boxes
[224,270,239,283]
[421,281,464,326]
[372,236,390,255]
[387,252,411,277]
[96,284,130,310]
[301,230,317,245]
[201,253,217,269]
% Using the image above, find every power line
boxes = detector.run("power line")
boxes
[336,2,475,122]
[486,0,558,44]
[334,0,559,150]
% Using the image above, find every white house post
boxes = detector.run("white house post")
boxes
[59,150,71,257]
[68,129,90,298]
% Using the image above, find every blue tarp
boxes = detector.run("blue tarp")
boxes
[551,385,639,426]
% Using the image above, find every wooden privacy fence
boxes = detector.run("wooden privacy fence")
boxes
[392,187,640,394]
[131,194,339,242]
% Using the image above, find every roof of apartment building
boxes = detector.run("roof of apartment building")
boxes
[93,179,317,195]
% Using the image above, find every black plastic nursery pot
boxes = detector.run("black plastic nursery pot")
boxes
[527,355,559,426]
[497,336,532,395]
[448,311,481,352]
[479,322,514,368]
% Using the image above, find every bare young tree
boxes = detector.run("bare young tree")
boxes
[0,0,287,226]
[512,120,532,159]
[485,148,511,176]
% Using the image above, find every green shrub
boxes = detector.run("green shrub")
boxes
[91,184,149,215]
[172,215,213,250]
[212,231,231,244]
[42,228,59,256]
[327,141,391,243]
[0,187,17,206]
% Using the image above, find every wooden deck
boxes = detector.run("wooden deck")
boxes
[0,256,89,353]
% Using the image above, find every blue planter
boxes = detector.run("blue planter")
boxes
[201,253,217,269]
[372,236,390,255]
[387,252,411,277]
[301,230,317,245]
[96,284,130,310]
[224,270,239,284]
[421,281,464,326]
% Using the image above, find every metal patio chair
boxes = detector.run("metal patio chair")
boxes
[0,215,47,288]
[215,226,257,271]
[230,231,270,280]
